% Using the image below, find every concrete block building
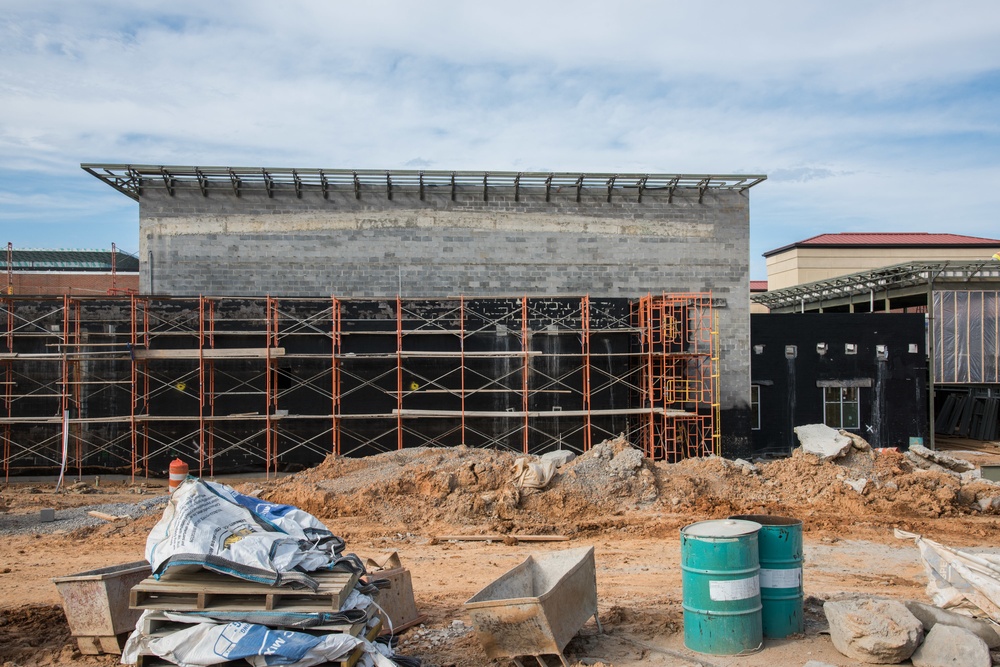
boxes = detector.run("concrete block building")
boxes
[0,165,767,472]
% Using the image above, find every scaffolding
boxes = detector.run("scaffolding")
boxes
[1,293,718,479]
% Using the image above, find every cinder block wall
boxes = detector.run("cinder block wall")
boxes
[138,181,752,455]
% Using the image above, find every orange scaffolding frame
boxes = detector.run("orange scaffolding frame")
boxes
[0,293,720,476]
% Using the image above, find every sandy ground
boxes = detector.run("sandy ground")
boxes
[2,437,1000,667]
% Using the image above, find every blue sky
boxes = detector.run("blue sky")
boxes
[1,1,999,279]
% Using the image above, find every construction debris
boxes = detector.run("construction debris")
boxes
[9,437,1000,666]
[121,477,418,666]
[839,429,873,451]
[903,600,1000,648]
[540,450,576,468]
[843,478,868,494]
[794,424,853,460]
[910,623,991,667]
[896,529,1000,622]
[433,534,569,543]
[731,458,760,475]
[906,444,976,474]
[512,457,557,490]
[823,598,923,663]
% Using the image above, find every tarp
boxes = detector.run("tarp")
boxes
[146,478,347,587]
[933,290,1000,384]
[121,615,396,667]
[896,529,1000,622]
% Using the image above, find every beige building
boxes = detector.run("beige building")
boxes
[764,233,1000,290]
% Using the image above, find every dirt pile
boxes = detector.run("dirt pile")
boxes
[0,604,100,667]
[248,438,1000,540]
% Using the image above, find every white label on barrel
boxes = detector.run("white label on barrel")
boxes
[760,567,801,589]
[709,575,760,601]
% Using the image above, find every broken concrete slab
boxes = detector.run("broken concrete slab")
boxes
[844,478,868,494]
[977,496,1000,512]
[908,444,974,473]
[795,424,852,461]
[732,458,760,475]
[905,451,963,478]
[540,450,575,467]
[839,429,872,451]
[910,623,991,667]
[824,598,923,664]
[903,600,1000,648]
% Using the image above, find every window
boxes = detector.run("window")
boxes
[750,385,761,430]
[824,387,859,429]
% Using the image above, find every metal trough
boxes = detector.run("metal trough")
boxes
[52,560,151,654]
[465,546,601,667]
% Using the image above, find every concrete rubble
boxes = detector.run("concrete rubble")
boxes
[794,423,853,460]
[540,450,576,467]
[824,598,923,663]
[839,429,873,451]
[905,444,984,483]
[903,600,1000,648]
[910,623,991,667]
[731,458,760,475]
[907,444,975,473]
[844,477,868,494]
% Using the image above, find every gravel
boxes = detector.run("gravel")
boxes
[0,495,168,536]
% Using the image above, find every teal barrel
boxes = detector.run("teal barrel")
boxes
[730,514,804,638]
[681,519,763,655]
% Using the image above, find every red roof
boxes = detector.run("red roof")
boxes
[750,280,768,292]
[764,232,1000,257]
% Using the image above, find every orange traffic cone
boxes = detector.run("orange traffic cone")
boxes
[169,458,189,492]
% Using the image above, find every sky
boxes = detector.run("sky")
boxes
[1,1,999,279]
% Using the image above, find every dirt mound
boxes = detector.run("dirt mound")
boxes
[252,437,668,537]
[0,603,115,666]
[247,439,1000,542]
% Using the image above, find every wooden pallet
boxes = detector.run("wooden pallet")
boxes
[130,569,360,612]
[139,608,369,638]
[134,618,382,667]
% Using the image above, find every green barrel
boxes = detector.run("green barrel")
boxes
[730,514,803,638]
[681,519,763,655]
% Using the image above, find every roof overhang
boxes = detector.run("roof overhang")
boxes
[752,260,1000,312]
[81,164,766,202]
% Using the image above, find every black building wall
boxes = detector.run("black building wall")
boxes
[750,314,928,455]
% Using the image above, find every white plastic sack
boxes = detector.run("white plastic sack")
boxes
[512,457,556,489]
[121,616,395,667]
[896,529,1000,621]
[146,478,345,585]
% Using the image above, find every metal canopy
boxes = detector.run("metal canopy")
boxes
[753,260,1000,311]
[81,164,766,202]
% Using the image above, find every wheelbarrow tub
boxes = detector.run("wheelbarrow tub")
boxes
[464,546,598,661]
[52,560,152,654]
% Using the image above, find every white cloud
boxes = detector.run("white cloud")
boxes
[0,1,998,275]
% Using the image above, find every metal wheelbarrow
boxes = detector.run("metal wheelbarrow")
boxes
[465,546,602,667]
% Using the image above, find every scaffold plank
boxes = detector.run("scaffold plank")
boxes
[134,348,286,359]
